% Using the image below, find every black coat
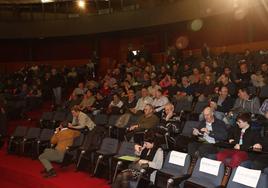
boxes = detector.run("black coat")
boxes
[212,96,234,113]
[231,127,261,151]
[198,118,228,142]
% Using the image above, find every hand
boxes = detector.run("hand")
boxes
[229,139,235,143]
[134,144,142,153]
[253,143,262,150]
[234,144,240,150]
[55,127,61,133]
[138,159,148,165]
[0,107,5,113]
[200,128,209,134]
[235,79,242,83]
[129,125,139,131]
[68,123,73,128]
[193,128,201,136]
[165,113,173,121]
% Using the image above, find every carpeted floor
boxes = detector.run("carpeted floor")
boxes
[0,147,110,188]
[1,101,110,188]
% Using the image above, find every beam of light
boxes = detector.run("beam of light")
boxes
[256,0,268,30]
[77,0,86,9]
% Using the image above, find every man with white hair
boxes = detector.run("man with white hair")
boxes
[188,107,228,157]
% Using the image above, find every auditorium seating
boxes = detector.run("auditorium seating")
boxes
[155,151,191,188]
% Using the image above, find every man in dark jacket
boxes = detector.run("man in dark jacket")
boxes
[200,86,234,121]
[188,107,228,157]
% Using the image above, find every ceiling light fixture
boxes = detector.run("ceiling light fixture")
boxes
[77,0,86,9]
[41,0,54,3]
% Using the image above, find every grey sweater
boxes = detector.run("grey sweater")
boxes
[232,97,261,114]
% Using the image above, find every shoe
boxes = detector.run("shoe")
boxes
[43,169,57,178]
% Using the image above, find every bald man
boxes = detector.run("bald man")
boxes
[188,107,228,157]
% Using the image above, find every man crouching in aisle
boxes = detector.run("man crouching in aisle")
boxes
[39,121,80,178]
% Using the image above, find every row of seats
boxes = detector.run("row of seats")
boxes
[156,151,268,188]
[8,125,268,188]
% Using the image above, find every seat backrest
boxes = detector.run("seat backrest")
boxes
[66,112,73,122]
[72,134,84,147]
[191,157,225,187]
[82,126,107,150]
[39,128,54,141]
[53,111,66,121]
[175,100,192,113]
[264,167,268,175]
[227,167,268,188]
[99,137,119,154]
[193,101,208,114]
[181,121,200,137]
[117,141,135,156]
[25,127,41,139]
[248,86,257,96]
[260,85,268,98]
[126,115,139,127]
[94,114,108,125]
[107,115,121,127]
[41,112,54,121]
[161,151,191,176]
[12,126,28,137]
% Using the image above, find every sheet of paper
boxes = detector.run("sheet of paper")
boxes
[117,155,139,162]
[168,151,187,166]
[233,166,261,188]
[199,158,221,176]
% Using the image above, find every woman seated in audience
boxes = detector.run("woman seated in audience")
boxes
[147,79,161,97]
[216,113,262,168]
[107,93,125,115]
[112,131,163,188]
[78,90,96,113]
[159,73,172,89]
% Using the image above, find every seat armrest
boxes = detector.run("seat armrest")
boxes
[96,151,116,157]
[24,138,37,142]
[66,145,80,151]
[170,174,191,184]
[140,167,156,180]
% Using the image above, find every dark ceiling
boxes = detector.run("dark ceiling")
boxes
[0,0,178,21]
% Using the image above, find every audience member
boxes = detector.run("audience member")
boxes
[39,121,80,177]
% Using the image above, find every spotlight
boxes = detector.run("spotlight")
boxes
[77,0,86,9]
[41,0,54,3]
[190,19,203,31]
